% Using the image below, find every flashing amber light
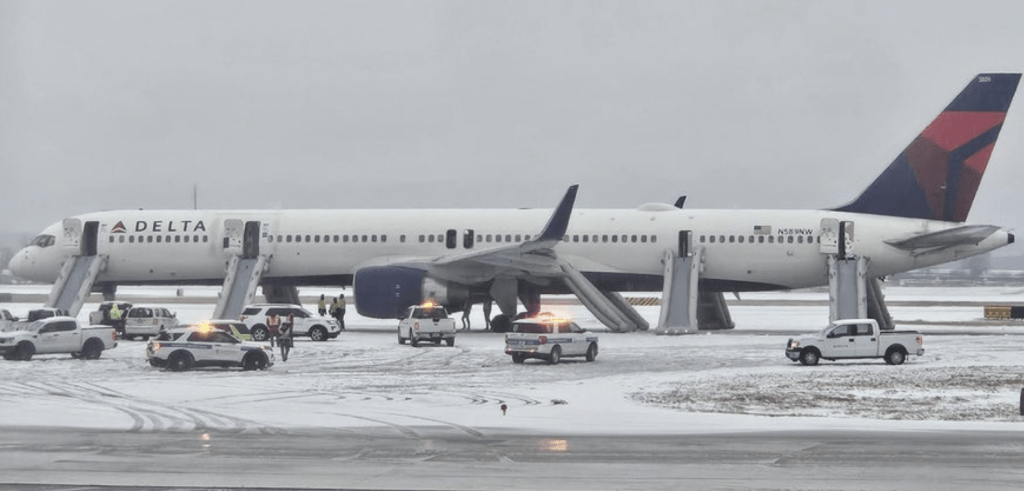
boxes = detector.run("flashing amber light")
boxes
[421,301,436,308]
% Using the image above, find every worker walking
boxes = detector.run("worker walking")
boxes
[317,294,327,316]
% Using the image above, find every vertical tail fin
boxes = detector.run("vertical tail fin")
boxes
[836,73,1021,222]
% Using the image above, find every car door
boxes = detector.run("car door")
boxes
[853,323,878,357]
[208,331,243,362]
[36,320,79,353]
[824,324,857,358]
[290,308,311,335]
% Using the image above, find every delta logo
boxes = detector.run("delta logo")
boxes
[111,221,128,234]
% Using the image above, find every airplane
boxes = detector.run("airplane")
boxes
[8,73,1021,332]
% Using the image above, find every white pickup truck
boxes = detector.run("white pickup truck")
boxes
[786,319,924,366]
[0,317,118,361]
[398,304,457,347]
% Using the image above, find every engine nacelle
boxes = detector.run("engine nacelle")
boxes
[353,266,470,319]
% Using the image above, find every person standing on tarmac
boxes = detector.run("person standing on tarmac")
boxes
[317,294,327,316]
[336,294,346,330]
[267,313,281,347]
[461,300,472,330]
[482,300,492,331]
[279,313,294,362]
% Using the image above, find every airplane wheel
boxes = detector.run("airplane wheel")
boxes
[490,315,512,333]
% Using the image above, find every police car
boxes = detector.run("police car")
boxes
[146,325,274,372]
[504,315,599,364]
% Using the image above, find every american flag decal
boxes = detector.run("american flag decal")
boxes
[753,225,772,235]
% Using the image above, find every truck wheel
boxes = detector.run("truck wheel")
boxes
[511,353,525,364]
[309,326,328,342]
[799,348,819,366]
[242,352,268,371]
[251,325,269,341]
[585,343,598,362]
[885,348,907,365]
[15,342,35,361]
[81,339,104,360]
[410,335,419,347]
[445,338,455,347]
[548,346,562,365]
[167,351,194,372]
[398,328,406,345]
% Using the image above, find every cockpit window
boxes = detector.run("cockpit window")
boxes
[30,235,55,248]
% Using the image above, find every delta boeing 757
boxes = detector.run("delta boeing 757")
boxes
[8,74,1020,331]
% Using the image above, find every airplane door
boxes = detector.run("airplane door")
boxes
[820,218,839,255]
[243,221,260,259]
[222,219,243,255]
[82,221,99,256]
[678,231,691,257]
[463,229,474,249]
[62,219,82,252]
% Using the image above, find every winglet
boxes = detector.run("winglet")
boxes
[536,185,579,242]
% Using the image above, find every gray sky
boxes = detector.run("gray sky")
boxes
[3,0,1024,243]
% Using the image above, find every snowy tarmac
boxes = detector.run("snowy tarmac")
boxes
[2,285,1024,490]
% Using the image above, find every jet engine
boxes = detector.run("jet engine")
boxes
[353,266,469,319]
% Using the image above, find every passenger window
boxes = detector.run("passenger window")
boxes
[631,235,637,243]
[401,235,407,243]
[428,235,435,243]
[286,235,292,243]
[768,236,774,243]
[797,236,803,244]
[758,236,764,243]
[582,235,589,243]
[156,236,162,243]
[611,235,618,243]
[109,236,114,243]
[641,235,647,243]
[119,236,125,243]
[314,235,320,243]
[381,235,387,243]
[602,235,608,243]
[729,236,735,243]
[738,236,744,243]
[515,234,522,242]
[129,236,135,243]
[362,235,368,242]
[504,234,511,242]
[787,236,794,243]
[651,235,657,243]
[372,235,378,243]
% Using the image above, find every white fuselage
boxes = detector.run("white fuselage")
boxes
[8,207,1012,292]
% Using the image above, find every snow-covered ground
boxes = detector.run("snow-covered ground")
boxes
[2,285,1024,436]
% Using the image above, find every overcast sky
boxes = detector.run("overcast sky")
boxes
[3,1,1024,242]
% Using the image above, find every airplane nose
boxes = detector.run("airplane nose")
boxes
[7,248,32,280]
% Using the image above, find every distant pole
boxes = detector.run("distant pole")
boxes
[1020,388,1023,416]
[193,183,198,210]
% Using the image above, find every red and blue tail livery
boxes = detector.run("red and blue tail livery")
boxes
[837,73,1021,222]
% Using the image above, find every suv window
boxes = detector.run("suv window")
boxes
[241,307,261,316]
[267,308,291,317]
[129,308,153,318]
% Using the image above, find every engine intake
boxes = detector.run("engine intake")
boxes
[354,266,469,319]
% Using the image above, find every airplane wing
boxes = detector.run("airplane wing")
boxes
[885,225,1002,254]
[389,185,579,280]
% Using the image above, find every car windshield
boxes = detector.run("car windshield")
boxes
[412,307,447,319]
[29,234,55,248]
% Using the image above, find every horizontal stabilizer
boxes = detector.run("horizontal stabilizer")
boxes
[885,225,1001,252]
